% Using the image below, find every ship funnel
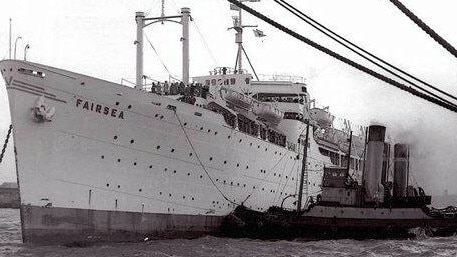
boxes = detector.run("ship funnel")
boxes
[381,142,391,185]
[393,144,409,198]
[363,125,386,203]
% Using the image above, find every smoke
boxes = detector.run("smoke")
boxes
[384,112,457,196]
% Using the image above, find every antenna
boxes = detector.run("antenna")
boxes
[228,0,260,74]
[135,1,191,89]
[9,18,12,59]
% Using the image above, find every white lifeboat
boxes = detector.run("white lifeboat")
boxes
[252,102,283,125]
[310,107,335,128]
[219,87,252,109]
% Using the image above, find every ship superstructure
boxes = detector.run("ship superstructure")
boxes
[0,3,366,244]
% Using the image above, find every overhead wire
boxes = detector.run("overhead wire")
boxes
[226,0,457,114]
[389,0,457,60]
[274,0,457,106]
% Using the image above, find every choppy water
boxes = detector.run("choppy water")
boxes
[1,209,457,256]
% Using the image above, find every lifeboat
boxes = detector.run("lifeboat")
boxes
[252,102,283,125]
[219,87,253,109]
[309,107,335,128]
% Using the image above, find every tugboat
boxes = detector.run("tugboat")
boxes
[226,125,457,239]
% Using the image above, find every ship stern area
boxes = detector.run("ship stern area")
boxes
[1,60,225,245]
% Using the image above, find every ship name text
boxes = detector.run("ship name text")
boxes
[76,99,124,119]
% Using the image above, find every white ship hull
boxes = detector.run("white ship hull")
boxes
[1,60,329,244]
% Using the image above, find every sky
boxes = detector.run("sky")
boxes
[0,0,457,195]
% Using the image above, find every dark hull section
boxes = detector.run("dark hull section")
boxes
[222,206,457,240]
[21,205,223,245]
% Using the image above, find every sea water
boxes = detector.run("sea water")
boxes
[1,208,456,257]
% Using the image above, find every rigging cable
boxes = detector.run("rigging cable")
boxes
[389,0,457,60]
[144,33,180,81]
[191,20,219,67]
[0,125,12,164]
[241,45,259,81]
[274,0,457,105]
[173,110,237,206]
[226,0,457,114]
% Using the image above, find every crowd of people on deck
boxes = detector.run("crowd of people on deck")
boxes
[148,81,209,99]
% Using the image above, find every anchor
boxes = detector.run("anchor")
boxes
[32,95,55,122]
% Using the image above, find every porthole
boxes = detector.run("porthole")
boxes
[239,139,242,143]
[106,183,109,187]
[216,178,219,182]
[265,148,268,151]
[183,122,187,126]
[187,172,190,176]
[200,127,203,130]
[156,145,161,150]
[207,129,211,133]
[117,185,120,188]
[223,160,227,164]
[237,183,240,186]
[209,157,213,161]
[101,155,104,159]
[253,186,256,189]
[250,143,252,146]
[262,188,265,191]
[223,180,226,184]
[236,163,240,167]
[115,102,119,106]
[149,165,152,169]
[114,135,118,140]
[171,148,175,152]
[117,159,121,162]
[230,182,233,185]
[130,139,134,144]
[275,151,277,154]
[191,197,195,201]
[160,115,163,119]
[134,162,137,166]
[169,193,172,197]
[139,189,142,192]
[257,145,260,148]
[127,105,132,109]
[183,196,186,199]
[246,165,249,169]
[173,170,177,173]
[159,192,163,195]
[164,168,168,171]
[200,175,203,179]
[228,135,231,139]
[214,131,218,135]
[155,114,159,117]
[189,153,193,156]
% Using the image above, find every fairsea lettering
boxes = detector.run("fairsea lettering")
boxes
[76,99,124,119]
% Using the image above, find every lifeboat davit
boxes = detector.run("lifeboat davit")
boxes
[252,102,283,125]
[310,107,335,128]
[219,87,252,109]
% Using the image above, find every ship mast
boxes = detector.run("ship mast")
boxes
[229,0,259,74]
[135,1,191,89]
[297,121,310,213]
